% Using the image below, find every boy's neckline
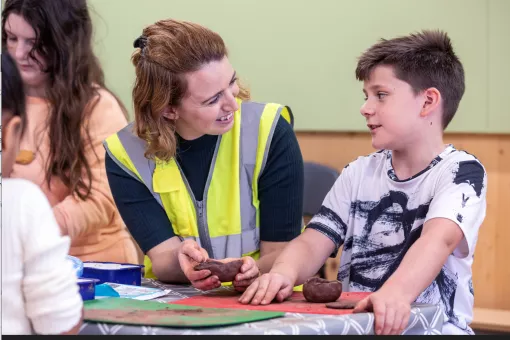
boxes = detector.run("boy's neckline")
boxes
[386,144,455,182]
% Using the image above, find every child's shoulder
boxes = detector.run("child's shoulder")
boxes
[3,177,44,194]
[439,146,486,175]
[437,147,487,193]
[3,179,58,237]
[446,146,483,162]
[3,178,50,208]
[343,149,388,172]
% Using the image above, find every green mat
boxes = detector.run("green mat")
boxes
[84,297,284,328]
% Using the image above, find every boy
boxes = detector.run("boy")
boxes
[1,52,83,334]
[239,30,487,336]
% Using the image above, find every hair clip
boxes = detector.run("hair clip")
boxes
[133,35,147,56]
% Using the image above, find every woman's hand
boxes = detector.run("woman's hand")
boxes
[177,240,221,291]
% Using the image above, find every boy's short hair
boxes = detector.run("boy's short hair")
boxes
[2,52,27,135]
[355,30,465,129]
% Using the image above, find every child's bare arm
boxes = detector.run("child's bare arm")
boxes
[272,228,336,284]
[239,228,336,305]
[353,217,464,335]
[381,217,464,302]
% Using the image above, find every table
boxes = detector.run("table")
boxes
[79,279,443,335]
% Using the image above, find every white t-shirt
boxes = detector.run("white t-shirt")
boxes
[307,145,487,335]
[1,178,83,335]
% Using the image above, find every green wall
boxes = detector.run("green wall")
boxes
[89,0,510,133]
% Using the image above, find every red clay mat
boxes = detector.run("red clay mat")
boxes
[170,290,371,315]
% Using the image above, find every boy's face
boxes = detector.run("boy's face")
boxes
[1,110,23,178]
[360,65,426,151]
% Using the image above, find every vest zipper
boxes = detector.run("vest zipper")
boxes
[174,162,214,259]
[195,200,213,258]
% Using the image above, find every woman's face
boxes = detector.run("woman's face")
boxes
[171,55,240,140]
[4,13,48,94]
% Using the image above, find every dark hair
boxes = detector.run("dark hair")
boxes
[2,52,27,135]
[2,0,127,200]
[355,30,465,129]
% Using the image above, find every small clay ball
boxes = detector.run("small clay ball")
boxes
[303,277,342,303]
[194,259,243,282]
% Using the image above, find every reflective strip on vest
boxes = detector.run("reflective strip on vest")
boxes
[104,100,291,277]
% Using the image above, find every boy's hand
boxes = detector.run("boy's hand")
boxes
[238,272,294,305]
[177,240,221,291]
[353,289,411,335]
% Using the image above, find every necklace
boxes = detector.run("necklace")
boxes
[15,149,35,165]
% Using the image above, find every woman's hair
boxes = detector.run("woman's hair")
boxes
[1,0,127,200]
[131,18,250,162]
[2,52,27,135]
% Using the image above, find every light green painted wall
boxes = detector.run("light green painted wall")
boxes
[488,0,510,133]
[89,0,510,133]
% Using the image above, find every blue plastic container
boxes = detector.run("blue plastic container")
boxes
[81,262,144,286]
[77,278,99,301]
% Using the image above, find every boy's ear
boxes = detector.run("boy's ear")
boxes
[420,87,441,118]
[161,106,179,120]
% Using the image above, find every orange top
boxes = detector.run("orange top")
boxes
[11,89,140,264]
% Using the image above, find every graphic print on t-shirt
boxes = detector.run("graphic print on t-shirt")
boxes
[307,146,486,334]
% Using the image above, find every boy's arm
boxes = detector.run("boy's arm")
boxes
[256,241,291,275]
[354,218,464,335]
[271,228,337,284]
[240,161,356,305]
[372,218,463,303]
[239,228,336,305]
[354,159,487,335]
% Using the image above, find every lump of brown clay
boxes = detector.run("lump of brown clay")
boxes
[325,300,358,310]
[303,277,342,303]
[194,259,243,282]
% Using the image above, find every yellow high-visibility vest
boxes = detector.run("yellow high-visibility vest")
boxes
[104,99,294,279]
